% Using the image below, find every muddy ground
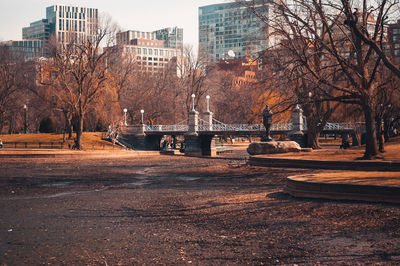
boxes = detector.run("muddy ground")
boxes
[0,152,399,265]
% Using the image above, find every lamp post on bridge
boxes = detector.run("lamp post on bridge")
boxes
[188,94,199,134]
[140,109,144,124]
[191,93,195,111]
[206,95,210,112]
[203,95,213,131]
[123,108,128,126]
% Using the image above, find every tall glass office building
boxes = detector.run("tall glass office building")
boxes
[154,27,184,49]
[199,2,269,61]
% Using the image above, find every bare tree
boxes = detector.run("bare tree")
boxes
[177,46,211,115]
[341,0,400,77]
[241,0,395,158]
[41,18,119,149]
[0,46,34,133]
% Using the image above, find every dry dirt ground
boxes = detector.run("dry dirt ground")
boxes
[0,152,400,265]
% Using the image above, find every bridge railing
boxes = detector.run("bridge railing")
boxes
[146,124,189,132]
[324,122,356,130]
[145,118,189,132]
[141,121,359,133]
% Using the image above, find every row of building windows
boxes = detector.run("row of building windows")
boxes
[56,6,97,18]
[125,47,180,56]
[59,11,86,19]
[57,32,88,42]
[136,56,170,62]
[59,19,87,32]
[137,62,166,67]
[137,41,163,47]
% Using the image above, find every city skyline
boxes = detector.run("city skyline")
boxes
[0,0,230,50]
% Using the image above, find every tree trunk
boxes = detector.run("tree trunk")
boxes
[306,116,323,149]
[68,123,73,139]
[307,126,321,149]
[76,115,84,150]
[383,117,391,142]
[63,111,73,139]
[376,121,385,153]
[363,105,378,159]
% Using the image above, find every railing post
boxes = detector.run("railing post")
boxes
[203,111,213,131]
[188,110,199,134]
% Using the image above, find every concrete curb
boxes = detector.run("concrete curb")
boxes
[285,175,400,204]
[249,156,400,171]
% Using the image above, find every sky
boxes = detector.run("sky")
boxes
[0,0,231,49]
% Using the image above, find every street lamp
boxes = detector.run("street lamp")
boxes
[23,104,27,134]
[191,93,195,112]
[123,108,128,125]
[206,95,210,112]
[140,109,144,124]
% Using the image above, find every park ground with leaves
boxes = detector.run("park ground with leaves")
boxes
[0,149,399,264]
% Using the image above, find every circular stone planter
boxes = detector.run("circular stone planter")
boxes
[285,172,400,204]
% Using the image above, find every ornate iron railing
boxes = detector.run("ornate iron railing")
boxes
[145,118,189,132]
[143,119,359,133]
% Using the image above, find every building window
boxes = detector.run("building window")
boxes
[138,48,141,54]
[149,49,153,55]
[143,48,147,55]
[154,49,159,55]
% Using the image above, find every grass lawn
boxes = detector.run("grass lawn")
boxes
[0,132,122,150]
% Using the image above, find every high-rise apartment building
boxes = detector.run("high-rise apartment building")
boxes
[45,5,98,43]
[117,30,156,45]
[3,5,99,60]
[117,27,183,48]
[199,2,270,61]
[120,39,182,73]
[116,28,184,73]
[21,5,98,43]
